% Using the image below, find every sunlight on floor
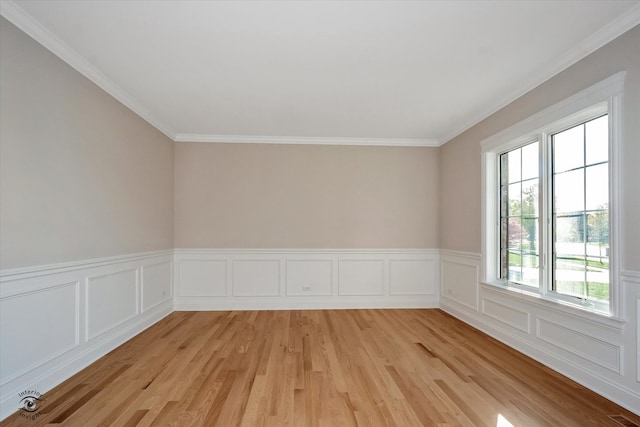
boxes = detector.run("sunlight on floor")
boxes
[497,414,515,427]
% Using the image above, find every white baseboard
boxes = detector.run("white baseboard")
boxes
[175,295,438,311]
[0,251,173,421]
[173,249,440,311]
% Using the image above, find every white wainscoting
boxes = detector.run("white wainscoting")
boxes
[627,271,640,385]
[174,249,439,310]
[439,249,640,416]
[0,251,173,421]
[441,251,479,310]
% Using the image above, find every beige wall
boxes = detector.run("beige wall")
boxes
[439,24,640,271]
[0,18,175,269]
[175,143,439,248]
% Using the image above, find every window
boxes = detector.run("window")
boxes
[499,141,539,288]
[551,115,609,305]
[482,72,623,316]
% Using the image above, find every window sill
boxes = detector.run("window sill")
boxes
[480,280,627,332]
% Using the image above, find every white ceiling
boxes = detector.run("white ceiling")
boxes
[2,1,640,146]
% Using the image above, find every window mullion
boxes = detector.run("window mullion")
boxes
[540,132,552,298]
[584,124,590,299]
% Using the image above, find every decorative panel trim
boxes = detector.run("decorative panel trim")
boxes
[621,270,640,282]
[85,268,139,341]
[337,259,384,296]
[389,259,437,296]
[141,261,173,312]
[177,259,227,297]
[174,249,439,310]
[441,297,639,416]
[0,251,173,421]
[440,266,640,416]
[481,296,530,333]
[285,259,333,296]
[0,281,80,384]
[232,260,281,297]
[440,251,480,311]
[480,283,625,332]
[536,317,622,374]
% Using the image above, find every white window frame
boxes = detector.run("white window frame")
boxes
[481,72,624,318]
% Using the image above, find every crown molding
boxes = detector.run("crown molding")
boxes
[0,0,438,148]
[173,134,441,147]
[439,3,640,145]
[0,0,176,141]
[4,0,638,148]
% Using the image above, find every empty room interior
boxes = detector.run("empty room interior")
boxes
[2,1,640,425]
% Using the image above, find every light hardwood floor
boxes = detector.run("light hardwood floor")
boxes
[2,309,639,426]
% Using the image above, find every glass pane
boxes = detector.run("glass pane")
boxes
[555,280,586,299]
[586,270,609,302]
[587,211,608,246]
[522,254,539,287]
[521,141,539,180]
[585,115,608,165]
[586,163,608,211]
[521,179,538,216]
[555,215,585,254]
[523,254,539,267]
[508,251,522,282]
[507,148,521,183]
[521,217,538,253]
[554,124,584,173]
[509,269,523,283]
[554,256,586,298]
[508,183,521,216]
[554,169,584,214]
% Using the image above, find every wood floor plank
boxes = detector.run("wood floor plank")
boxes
[2,309,638,426]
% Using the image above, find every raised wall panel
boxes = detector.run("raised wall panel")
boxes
[482,297,530,333]
[178,260,226,297]
[637,296,640,383]
[0,282,79,383]
[233,260,280,297]
[142,261,172,311]
[86,268,138,340]
[441,258,479,310]
[338,260,384,296]
[173,250,439,310]
[389,259,435,295]
[536,317,621,373]
[286,260,332,296]
[0,251,173,422]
